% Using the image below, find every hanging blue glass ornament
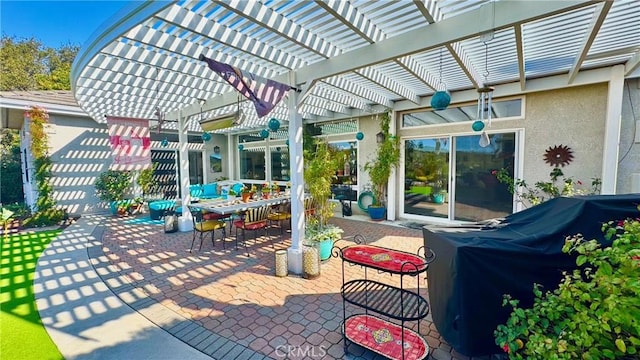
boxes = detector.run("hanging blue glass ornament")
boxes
[259,129,269,139]
[431,91,451,111]
[472,120,485,132]
[202,132,212,142]
[161,138,169,147]
[268,118,280,132]
[238,144,244,151]
[356,132,364,141]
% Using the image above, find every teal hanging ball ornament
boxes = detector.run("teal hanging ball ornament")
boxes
[431,91,451,111]
[260,129,269,139]
[356,132,364,141]
[238,144,244,151]
[268,118,280,132]
[161,138,169,147]
[472,120,485,132]
[202,132,212,142]
[285,139,289,146]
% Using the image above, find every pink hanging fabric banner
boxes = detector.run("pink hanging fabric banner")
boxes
[106,116,151,170]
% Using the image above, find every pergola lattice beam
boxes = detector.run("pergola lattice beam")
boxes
[567,1,613,84]
[216,0,340,58]
[625,51,640,76]
[294,1,595,86]
[514,24,526,91]
[156,4,305,71]
[317,0,417,104]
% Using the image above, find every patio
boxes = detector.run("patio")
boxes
[38,213,484,360]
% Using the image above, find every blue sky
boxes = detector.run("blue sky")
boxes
[1,1,131,48]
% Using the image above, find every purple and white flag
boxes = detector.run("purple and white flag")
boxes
[199,54,291,118]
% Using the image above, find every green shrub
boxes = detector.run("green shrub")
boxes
[495,215,640,359]
[22,208,65,227]
[495,167,601,208]
[95,170,132,202]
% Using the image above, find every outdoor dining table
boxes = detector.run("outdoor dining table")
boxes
[191,193,292,215]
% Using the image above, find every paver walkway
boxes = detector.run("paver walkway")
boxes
[36,213,499,360]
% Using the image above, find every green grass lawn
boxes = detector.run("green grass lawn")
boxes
[1,230,64,360]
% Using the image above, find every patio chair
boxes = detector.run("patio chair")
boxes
[188,206,227,252]
[233,205,271,256]
[304,197,317,220]
[268,200,291,239]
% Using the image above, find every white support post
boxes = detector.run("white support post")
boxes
[287,73,303,275]
[387,109,398,221]
[227,134,234,180]
[601,65,624,194]
[177,110,193,231]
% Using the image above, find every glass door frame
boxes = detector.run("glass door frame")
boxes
[399,129,523,223]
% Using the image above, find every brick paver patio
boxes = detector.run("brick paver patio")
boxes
[94,214,495,360]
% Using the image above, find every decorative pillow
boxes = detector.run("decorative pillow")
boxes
[232,182,244,194]
[189,184,203,198]
[220,186,230,197]
[202,183,218,197]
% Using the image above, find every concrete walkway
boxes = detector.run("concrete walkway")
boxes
[34,215,223,360]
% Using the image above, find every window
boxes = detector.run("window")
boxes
[239,146,266,181]
[402,98,522,128]
[270,146,290,181]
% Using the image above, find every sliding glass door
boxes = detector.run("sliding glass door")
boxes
[404,137,450,218]
[403,132,516,221]
[453,133,515,221]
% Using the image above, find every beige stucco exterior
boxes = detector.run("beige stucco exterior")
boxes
[521,83,607,191]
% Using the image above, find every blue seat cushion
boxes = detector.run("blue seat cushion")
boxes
[149,200,177,220]
[149,200,176,211]
[202,183,218,197]
[190,184,203,198]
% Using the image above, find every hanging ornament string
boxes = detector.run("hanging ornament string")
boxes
[155,67,165,134]
[438,48,444,91]
[431,47,451,111]
[483,40,492,128]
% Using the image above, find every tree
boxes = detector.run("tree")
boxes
[0,35,78,91]
[0,36,43,91]
[0,129,24,204]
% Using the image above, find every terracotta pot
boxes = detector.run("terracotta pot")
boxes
[242,192,251,202]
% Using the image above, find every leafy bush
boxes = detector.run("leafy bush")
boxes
[495,215,640,359]
[495,167,601,208]
[22,208,65,228]
[94,170,132,202]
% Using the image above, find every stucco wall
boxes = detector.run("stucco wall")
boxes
[522,83,607,190]
[47,115,112,214]
[617,78,640,194]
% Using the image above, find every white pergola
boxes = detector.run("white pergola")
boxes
[70,0,640,272]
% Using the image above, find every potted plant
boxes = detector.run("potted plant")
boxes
[241,186,252,202]
[94,170,133,214]
[363,111,401,220]
[304,138,342,260]
[137,164,158,199]
[305,219,343,261]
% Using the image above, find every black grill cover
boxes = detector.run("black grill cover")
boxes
[422,194,640,356]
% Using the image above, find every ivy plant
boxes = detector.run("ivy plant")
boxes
[23,106,64,226]
[495,214,640,359]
